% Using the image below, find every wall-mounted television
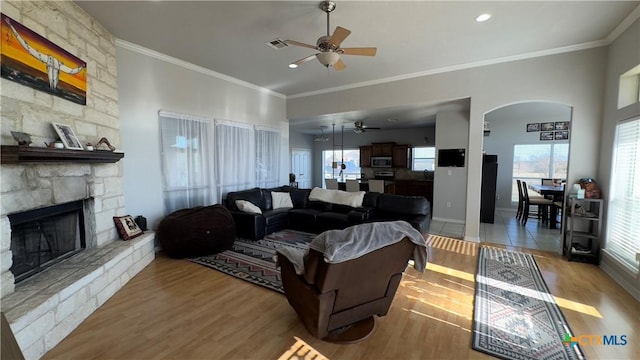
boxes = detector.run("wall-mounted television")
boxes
[437,148,466,167]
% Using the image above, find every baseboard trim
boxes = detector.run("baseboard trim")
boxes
[600,258,640,302]
[432,217,465,224]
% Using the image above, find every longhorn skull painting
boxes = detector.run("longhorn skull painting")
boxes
[1,13,87,105]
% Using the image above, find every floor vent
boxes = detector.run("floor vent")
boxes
[265,38,289,49]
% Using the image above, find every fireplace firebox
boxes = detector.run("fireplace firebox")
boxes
[8,200,86,283]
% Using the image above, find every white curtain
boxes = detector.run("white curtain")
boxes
[255,126,281,188]
[159,111,215,214]
[216,120,254,200]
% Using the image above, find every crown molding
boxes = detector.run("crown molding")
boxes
[605,4,640,44]
[288,40,608,99]
[115,39,286,100]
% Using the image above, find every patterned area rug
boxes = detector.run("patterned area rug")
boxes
[189,230,316,293]
[473,247,585,360]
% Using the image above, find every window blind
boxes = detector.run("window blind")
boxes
[606,117,640,274]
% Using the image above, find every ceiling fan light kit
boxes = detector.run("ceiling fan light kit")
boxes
[284,1,377,71]
[317,52,340,67]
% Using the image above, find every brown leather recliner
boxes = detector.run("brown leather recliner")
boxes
[277,238,416,343]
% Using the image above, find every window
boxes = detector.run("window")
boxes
[255,127,281,188]
[412,147,436,171]
[511,143,569,201]
[159,111,215,214]
[605,117,640,274]
[618,64,640,109]
[215,120,254,199]
[322,149,361,183]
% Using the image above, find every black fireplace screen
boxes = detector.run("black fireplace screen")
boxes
[8,200,86,283]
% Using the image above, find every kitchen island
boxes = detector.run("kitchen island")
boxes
[337,180,396,194]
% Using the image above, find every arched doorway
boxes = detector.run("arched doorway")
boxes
[481,101,572,253]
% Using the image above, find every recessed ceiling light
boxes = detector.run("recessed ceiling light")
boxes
[476,13,492,22]
[288,64,298,69]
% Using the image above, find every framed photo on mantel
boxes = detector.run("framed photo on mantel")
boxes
[52,122,83,150]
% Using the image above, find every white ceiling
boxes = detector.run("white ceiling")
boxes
[75,0,638,133]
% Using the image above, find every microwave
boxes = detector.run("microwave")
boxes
[371,156,392,168]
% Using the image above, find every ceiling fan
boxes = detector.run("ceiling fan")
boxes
[353,121,381,134]
[285,1,377,71]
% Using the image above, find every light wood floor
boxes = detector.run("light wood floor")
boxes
[43,237,639,360]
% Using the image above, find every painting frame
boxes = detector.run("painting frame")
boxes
[113,215,143,240]
[540,131,554,141]
[52,122,83,150]
[555,121,570,130]
[1,13,87,105]
[526,123,540,132]
[555,130,569,140]
[540,122,555,131]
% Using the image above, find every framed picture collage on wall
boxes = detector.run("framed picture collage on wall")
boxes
[526,121,570,141]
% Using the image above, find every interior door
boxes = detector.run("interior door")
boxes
[291,148,311,189]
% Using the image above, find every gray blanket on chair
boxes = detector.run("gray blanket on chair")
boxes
[276,220,428,274]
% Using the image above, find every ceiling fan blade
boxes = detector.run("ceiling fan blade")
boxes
[291,54,318,67]
[284,40,317,50]
[330,26,351,47]
[334,58,346,71]
[341,47,377,56]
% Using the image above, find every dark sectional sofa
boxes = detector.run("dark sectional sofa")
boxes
[224,186,430,241]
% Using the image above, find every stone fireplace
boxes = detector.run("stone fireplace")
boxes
[8,199,87,283]
[0,160,155,359]
[0,163,105,297]
[0,1,155,358]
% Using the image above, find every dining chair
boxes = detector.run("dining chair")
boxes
[325,178,339,190]
[345,179,360,192]
[521,181,554,225]
[368,179,385,193]
[516,179,524,220]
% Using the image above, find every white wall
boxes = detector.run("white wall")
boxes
[290,131,314,152]
[599,19,640,300]
[288,48,607,241]
[116,42,288,229]
[433,111,469,222]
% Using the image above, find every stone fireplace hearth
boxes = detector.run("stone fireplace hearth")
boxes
[0,160,155,359]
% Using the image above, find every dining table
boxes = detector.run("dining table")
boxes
[529,184,565,229]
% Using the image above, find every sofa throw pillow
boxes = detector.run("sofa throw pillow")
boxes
[271,192,294,209]
[235,200,262,214]
[308,187,365,208]
[113,215,143,240]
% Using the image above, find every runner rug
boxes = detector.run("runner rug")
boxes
[472,246,585,360]
[189,229,315,294]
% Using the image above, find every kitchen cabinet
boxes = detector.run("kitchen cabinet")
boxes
[394,180,433,213]
[359,146,372,167]
[372,142,394,156]
[392,145,410,168]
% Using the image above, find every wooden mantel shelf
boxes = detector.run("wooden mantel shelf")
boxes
[1,145,124,164]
